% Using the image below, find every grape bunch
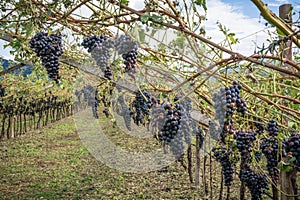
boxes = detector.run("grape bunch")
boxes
[114,34,138,55]
[176,96,193,145]
[114,34,138,73]
[82,34,114,72]
[29,32,63,83]
[133,90,152,126]
[212,145,234,186]
[81,35,105,52]
[92,88,100,119]
[159,104,178,142]
[267,119,278,136]
[254,118,265,134]
[220,119,235,143]
[160,103,185,158]
[213,81,246,142]
[169,131,185,159]
[260,120,279,183]
[239,165,269,200]
[224,80,245,117]
[122,50,138,73]
[234,130,256,163]
[283,132,300,170]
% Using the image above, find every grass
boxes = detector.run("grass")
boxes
[0,113,210,200]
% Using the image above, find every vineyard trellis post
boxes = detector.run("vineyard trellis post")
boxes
[278,4,298,200]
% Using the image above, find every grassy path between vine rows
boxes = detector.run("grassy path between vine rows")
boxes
[0,114,211,200]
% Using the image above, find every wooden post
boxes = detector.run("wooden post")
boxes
[279,4,293,74]
[279,4,297,200]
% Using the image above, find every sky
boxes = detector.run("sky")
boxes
[0,0,299,59]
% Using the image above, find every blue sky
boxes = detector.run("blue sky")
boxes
[1,0,299,59]
[222,0,261,18]
[222,0,299,18]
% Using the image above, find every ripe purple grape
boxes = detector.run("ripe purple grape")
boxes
[29,32,63,83]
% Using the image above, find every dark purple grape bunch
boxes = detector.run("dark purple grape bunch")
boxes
[114,34,138,55]
[260,126,279,183]
[239,165,269,200]
[267,119,278,136]
[175,96,193,145]
[160,102,185,158]
[81,35,105,52]
[122,50,138,73]
[160,103,182,142]
[29,32,63,83]
[283,132,300,170]
[220,119,235,143]
[133,90,152,126]
[114,35,138,73]
[212,81,245,143]
[212,145,234,186]
[92,88,100,119]
[225,80,245,117]
[254,118,265,135]
[234,130,256,163]
[82,34,114,72]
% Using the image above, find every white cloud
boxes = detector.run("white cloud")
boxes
[203,0,271,56]
[268,3,282,7]
[129,0,144,10]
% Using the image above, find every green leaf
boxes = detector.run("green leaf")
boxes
[278,162,293,172]
[276,28,285,37]
[140,14,150,23]
[289,157,296,163]
[151,14,163,23]
[120,0,129,5]
[283,165,293,172]
[194,0,207,12]
[228,33,238,44]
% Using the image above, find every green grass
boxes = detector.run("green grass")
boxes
[0,113,226,200]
